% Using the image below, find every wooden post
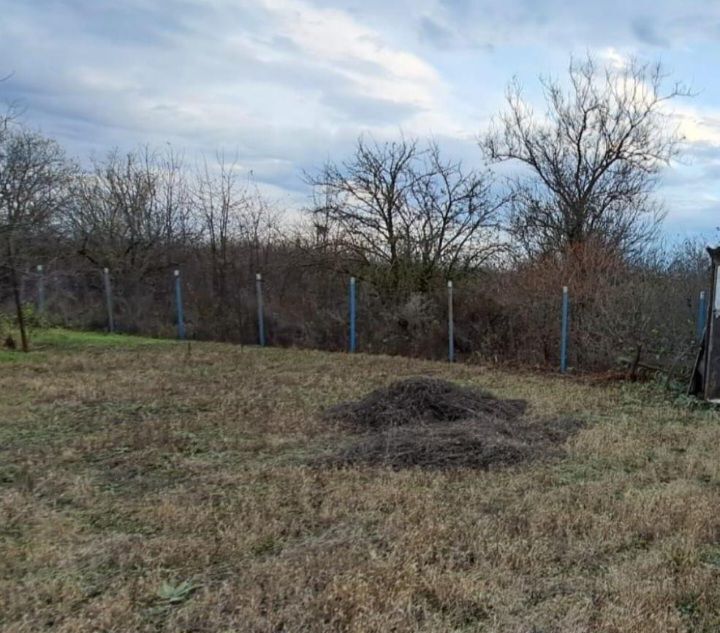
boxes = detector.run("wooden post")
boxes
[704,248,720,401]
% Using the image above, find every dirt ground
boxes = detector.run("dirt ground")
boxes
[3,330,720,632]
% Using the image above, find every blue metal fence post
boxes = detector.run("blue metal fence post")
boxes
[560,286,569,373]
[36,265,45,317]
[697,290,707,342]
[256,273,265,346]
[103,267,115,333]
[448,280,454,363]
[174,269,186,340]
[349,276,356,353]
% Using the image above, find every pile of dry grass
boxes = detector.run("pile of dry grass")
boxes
[322,377,581,470]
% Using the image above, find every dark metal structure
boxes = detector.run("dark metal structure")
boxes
[689,247,720,401]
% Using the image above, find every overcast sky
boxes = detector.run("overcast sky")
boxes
[1,0,719,236]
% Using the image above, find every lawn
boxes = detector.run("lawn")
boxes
[2,331,720,632]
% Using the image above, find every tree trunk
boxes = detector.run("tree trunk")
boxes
[7,241,29,352]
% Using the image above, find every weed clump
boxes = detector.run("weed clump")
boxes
[322,377,580,470]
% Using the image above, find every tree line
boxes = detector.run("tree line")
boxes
[0,56,709,375]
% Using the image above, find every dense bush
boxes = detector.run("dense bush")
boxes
[3,233,710,378]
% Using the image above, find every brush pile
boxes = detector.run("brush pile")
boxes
[322,377,580,470]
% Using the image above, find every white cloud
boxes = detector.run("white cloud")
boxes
[249,0,444,114]
[1,0,720,234]
[597,47,633,69]
[675,106,720,147]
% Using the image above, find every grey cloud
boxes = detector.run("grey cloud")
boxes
[418,0,720,50]
[419,15,455,48]
[0,0,429,150]
[418,14,493,51]
[322,90,423,124]
[631,17,672,47]
[663,199,720,234]
[438,0,473,17]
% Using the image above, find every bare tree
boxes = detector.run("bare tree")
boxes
[70,146,193,276]
[236,187,281,275]
[306,137,417,290]
[158,146,194,263]
[0,127,75,351]
[408,142,504,288]
[306,136,502,292]
[193,154,281,334]
[483,56,690,257]
[195,152,241,304]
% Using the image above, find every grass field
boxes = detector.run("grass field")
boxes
[3,331,720,632]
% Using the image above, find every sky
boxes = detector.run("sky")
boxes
[1,0,719,237]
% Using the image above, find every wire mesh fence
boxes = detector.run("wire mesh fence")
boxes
[3,261,710,377]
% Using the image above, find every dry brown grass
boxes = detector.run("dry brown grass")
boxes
[2,332,720,632]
